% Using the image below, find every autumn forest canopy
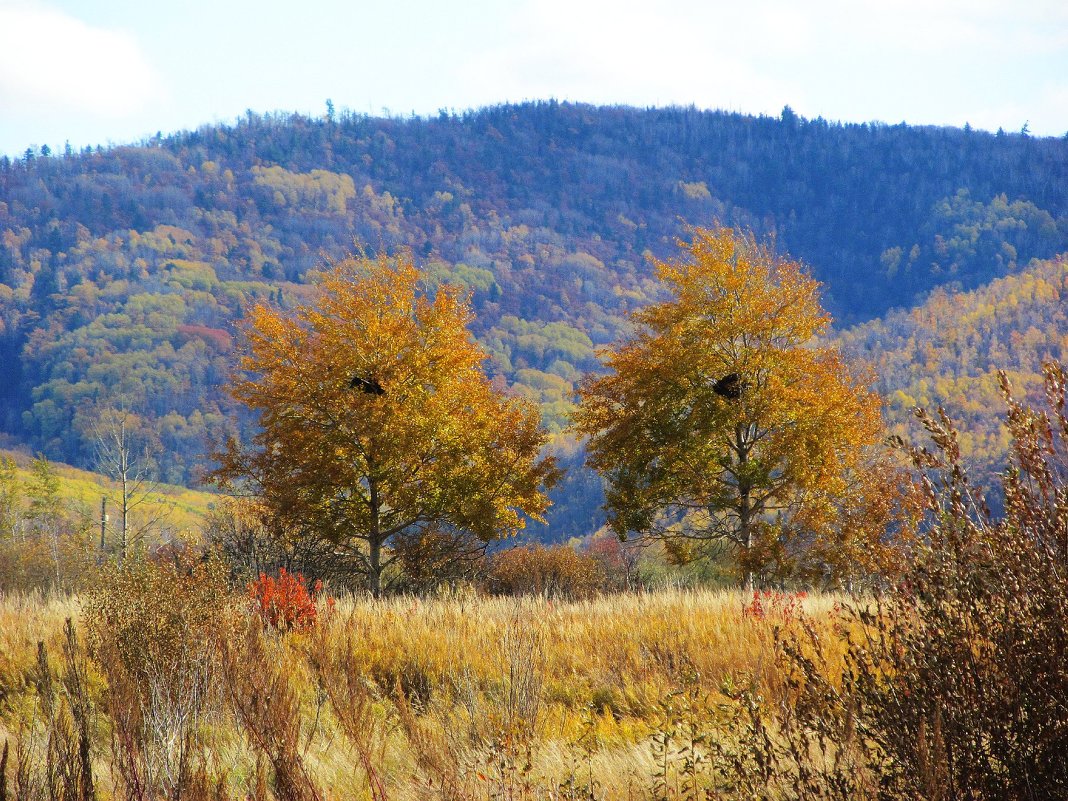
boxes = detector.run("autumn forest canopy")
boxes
[1,101,1067,542]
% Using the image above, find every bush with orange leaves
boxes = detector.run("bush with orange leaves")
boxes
[484,543,604,599]
[247,567,333,632]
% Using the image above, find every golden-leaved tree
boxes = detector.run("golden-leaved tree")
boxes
[211,252,559,594]
[574,227,887,587]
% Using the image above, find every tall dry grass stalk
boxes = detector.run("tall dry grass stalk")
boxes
[83,559,234,799]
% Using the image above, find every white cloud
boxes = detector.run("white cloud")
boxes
[809,0,1068,57]
[454,0,806,115]
[446,0,1068,135]
[0,0,162,118]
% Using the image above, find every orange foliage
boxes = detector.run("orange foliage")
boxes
[175,323,232,351]
[247,567,332,632]
[211,251,559,594]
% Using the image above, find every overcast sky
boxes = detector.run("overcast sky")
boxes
[1,0,1066,158]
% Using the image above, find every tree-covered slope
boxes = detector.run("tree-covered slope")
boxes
[0,102,1065,537]
[837,254,1068,485]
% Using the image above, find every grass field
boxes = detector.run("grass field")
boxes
[0,586,843,800]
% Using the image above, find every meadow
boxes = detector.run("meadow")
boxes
[0,584,837,800]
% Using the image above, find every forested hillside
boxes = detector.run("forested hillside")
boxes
[838,254,1068,486]
[1,102,1066,537]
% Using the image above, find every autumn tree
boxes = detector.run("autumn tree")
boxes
[211,251,559,595]
[574,227,885,587]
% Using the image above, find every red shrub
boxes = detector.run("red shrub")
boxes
[741,589,806,624]
[247,568,332,631]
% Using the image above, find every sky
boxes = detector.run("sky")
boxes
[1,0,1067,158]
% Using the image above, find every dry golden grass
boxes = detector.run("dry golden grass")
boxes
[0,591,81,712]
[0,587,847,799]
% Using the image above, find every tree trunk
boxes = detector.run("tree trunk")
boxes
[741,493,754,592]
[736,424,755,591]
[120,469,129,561]
[369,536,382,597]
[368,477,382,597]
[119,422,130,561]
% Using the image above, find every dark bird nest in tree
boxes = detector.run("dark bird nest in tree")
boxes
[350,375,385,395]
[712,373,746,400]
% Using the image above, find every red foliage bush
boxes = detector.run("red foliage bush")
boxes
[741,589,806,624]
[247,568,332,631]
[584,533,641,590]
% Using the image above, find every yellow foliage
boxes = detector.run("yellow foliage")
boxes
[251,165,357,214]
